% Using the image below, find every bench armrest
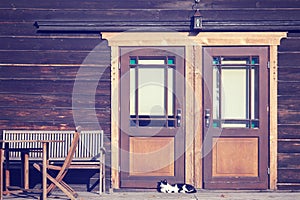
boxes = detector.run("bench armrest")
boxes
[100,147,106,154]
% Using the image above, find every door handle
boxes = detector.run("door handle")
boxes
[177,109,182,127]
[205,109,210,128]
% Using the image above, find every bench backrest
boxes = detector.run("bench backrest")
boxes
[2,130,104,161]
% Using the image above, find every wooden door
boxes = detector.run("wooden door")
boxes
[203,47,269,189]
[119,47,185,188]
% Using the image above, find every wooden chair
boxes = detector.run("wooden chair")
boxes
[33,127,81,200]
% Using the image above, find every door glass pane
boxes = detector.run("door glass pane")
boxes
[130,58,137,65]
[221,59,248,65]
[168,68,174,116]
[138,67,165,116]
[168,58,175,65]
[221,68,248,120]
[213,66,220,120]
[251,67,259,120]
[138,59,165,65]
[130,68,136,116]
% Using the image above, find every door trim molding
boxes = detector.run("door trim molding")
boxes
[102,32,286,190]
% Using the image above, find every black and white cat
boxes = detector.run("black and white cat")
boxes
[157,180,197,193]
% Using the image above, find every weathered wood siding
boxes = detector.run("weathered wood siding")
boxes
[0,0,300,190]
[0,0,112,189]
[278,32,300,190]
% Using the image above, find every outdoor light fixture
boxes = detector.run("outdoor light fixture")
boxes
[193,9,203,30]
[192,0,203,31]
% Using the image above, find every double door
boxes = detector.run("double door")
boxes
[118,46,269,189]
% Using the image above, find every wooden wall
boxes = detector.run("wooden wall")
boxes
[0,0,112,189]
[278,32,300,190]
[1,0,300,190]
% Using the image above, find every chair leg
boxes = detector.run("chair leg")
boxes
[99,152,106,195]
[46,170,68,194]
[33,163,77,199]
[46,173,76,200]
[61,181,78,197]
[47,180,77,197]
[103,154,106,194]
[99,162,102,195]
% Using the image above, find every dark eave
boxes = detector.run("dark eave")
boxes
[35,20,300,33]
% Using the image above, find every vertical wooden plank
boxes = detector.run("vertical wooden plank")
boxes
[185,45,194,185]
[110,45,120,189]
[269,45,278,190]
[4,143,9,193]
[0,148,4,200]
[102,153,106,193]
[42,142,48,200]
[194,45,203,188]
[99,151,103,195]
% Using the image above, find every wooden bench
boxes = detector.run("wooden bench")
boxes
[2,129,106,194]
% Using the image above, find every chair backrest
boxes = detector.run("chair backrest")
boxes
[60,128,80,172]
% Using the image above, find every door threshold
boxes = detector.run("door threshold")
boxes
[198,189,273,193]
[113,188,158,193]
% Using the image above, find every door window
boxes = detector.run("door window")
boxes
[129,57,176,127]
[212,56,259,128]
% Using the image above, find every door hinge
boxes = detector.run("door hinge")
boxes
[118,166,121,173]
[267,105,269,112]
[267,61,270,69]
[267,167,270,175]
[118,61,121,70]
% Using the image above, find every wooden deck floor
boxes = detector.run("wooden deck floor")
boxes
[2,191,300,200]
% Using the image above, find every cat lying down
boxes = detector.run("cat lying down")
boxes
[157,180,197,193]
